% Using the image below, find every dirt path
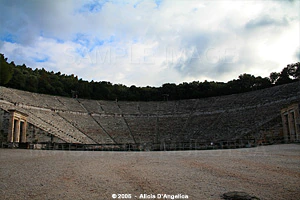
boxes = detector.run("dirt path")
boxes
[0,144,299,200]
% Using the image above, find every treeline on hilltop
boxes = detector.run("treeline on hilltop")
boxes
[0,53,299,101]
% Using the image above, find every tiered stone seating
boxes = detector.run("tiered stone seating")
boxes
[0,102,77,143]
[0,87,23,103]
[117,102,140,114]
[124,116,157,144]
[98,100,121,114]
[156,101,176,114]
[31,94,65,110]
[25,110,75,143]
[184,113,220,141]
[79,99,103,114]
[59,112,114,144]
[196,95,296,143]
[0,100,17,112]
[156,116,188,142]
[26,123,65,143]
[210,94,238,112]
[175,99,198,114]
[7,88,38,106]
[28,109,95,144]
[269,83,299,100]
[0,87,64,109]
[253,83,300,105]
[56,96,86,112]
[229,92,259,108]
[93,115,135,144]
[203,108,258,141]
[0,87,6,99]
[139,102,158,114]
[1,81,299,146]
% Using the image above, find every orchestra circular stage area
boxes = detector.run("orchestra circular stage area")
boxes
[0,144,299,199]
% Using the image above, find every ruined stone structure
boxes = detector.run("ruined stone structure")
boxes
[7,110,28,143]
[0,81,299,150]
[281,103,300,142]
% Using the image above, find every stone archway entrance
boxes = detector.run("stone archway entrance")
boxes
[7,110,28,144]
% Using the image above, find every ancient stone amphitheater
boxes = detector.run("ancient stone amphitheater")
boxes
[0,82,299,150]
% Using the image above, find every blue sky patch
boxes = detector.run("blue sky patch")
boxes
[155,0,162,8]
[32,55,49,63]
[107,35,117,43]
[133,0,144,8]
[77,0,109,13]
[56,39,65,44]
[88,38,105,52]
[73,33,90,46]
[76,47,88,57]
[1,33,17,43]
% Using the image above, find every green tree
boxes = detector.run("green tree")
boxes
[0,54,13,85]
[276,67,293,85]
[8,67,26,89]
[26,75,38,92]
[253,76,271,89]
[270,72,280,84]
[0,53,298,101]
[238,73,256,91]
[287,62,300,80]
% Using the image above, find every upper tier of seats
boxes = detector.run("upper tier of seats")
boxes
[1,82,299,115]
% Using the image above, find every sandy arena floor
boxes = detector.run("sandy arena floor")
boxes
[0,144,299,200]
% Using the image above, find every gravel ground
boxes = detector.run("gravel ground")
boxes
[0,144,299,200]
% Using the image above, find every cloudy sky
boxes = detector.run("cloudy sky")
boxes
[0,0,299,87]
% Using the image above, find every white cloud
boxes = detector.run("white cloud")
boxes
[0,0,299,86]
